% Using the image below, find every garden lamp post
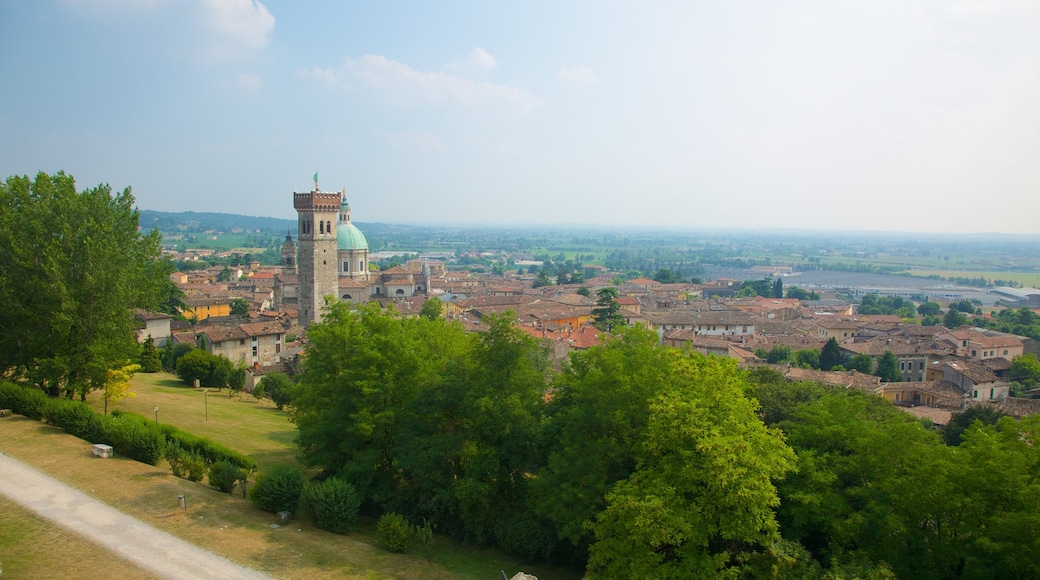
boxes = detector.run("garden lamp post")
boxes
[154,406,159,425]
[203,389,208,421]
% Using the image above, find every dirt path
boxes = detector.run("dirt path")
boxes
[0,451,272,580]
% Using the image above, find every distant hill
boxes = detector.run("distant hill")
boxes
[138,210,296,233]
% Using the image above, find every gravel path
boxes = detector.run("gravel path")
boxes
[0,451,272,580]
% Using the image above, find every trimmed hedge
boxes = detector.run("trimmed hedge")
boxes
[1,382,165,465]
[0,381,252,471]
[112,409,256,470]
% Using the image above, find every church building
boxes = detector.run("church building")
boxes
[287,179,427,327]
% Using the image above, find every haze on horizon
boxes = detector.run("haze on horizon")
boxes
[1,1,1038,234]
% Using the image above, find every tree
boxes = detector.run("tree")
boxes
[139,336,162,373]
[585,352,794,577]
[532,270,552,288]
[793,348,820,369]
[942,405,1004,446]
[944,308,967,328]
[847,353,874,374]
[875,350,901,382]
[917,301,941,316]
[576,286,590,297]
[261,372,294,410]
[251,384,266,407]
[786,286,811,300]
[230,298,249,317]
[766,345,791,364]
[176,349,219,386]
[1009,353,1040,391]
[819,338,842,371]
[102,363,140,415]
[0,171,169,399]
[651,268,679,284]
[773,278,784,298]
[592,287,626,332]
[420,296,443,320]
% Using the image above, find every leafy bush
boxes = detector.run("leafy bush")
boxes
[165,443,188,477]
[208,461,245,494]
[304,478,361,534]
[184,452,207,482]
[249,465,305,514]
[377,513,412,553]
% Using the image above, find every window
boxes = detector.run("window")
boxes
[990,388,994,399]
[252,346,258,358]
[1004,349,1009,355]
[973,390,978,398]
[239,339,245,345]
[919,361,924,370]
[972,350,977,357]
[900,362,906,371]
[343,261,349,272]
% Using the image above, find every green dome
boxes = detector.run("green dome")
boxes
[337,221,368,250]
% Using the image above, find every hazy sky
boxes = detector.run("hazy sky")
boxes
[1,1,1038,233]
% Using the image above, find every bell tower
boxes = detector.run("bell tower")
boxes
[294,180,341,327]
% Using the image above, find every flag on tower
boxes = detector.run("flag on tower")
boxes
[313,172,318,188]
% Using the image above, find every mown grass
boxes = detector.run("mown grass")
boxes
[5,377,579,580]
[86,372,298,469]
[0,495,159,579]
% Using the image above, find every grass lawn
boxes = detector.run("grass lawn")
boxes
[4,377,580,580]
[86,372,298,469]
[0,495,159,579]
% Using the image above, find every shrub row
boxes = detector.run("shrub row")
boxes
[112,409,256,470]
[1,382,255,471]
[0,382,165,465]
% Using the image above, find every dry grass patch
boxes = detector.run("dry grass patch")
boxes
[0,495,159,579]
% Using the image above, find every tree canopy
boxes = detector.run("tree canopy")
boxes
[0,171,170,399]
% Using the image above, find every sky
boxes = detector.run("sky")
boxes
[1,1,1039,233]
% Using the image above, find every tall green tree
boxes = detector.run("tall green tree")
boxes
[0,171,169,398]
[819,337,842,371]
[772,278,784,298]
[419,296,443,320]
[847,353,874,374]
[592,287,626,332]
[586,352,794,577]
[944,308,967,328]
[139,336,162,373]
[230,298,249,317]
[874,350,901,382]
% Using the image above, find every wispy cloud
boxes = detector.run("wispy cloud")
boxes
[200,0,274,59]
[301,54,542,112]
[557,64,596,87]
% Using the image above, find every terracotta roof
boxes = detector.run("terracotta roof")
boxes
[239,322,285,337]
[900,406,953,426]
[780,367,882,392]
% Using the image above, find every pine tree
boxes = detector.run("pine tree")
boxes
[139,336,162,372]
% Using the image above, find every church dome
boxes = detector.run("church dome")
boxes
[337,197,368,250]
[337,221,368,250]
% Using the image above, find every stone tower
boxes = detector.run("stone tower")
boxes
[294,186,341,327]
[280,230,297,274]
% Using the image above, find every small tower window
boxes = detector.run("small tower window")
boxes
[319,221,324,234]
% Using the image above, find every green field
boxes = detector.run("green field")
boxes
[87,372,298,469]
